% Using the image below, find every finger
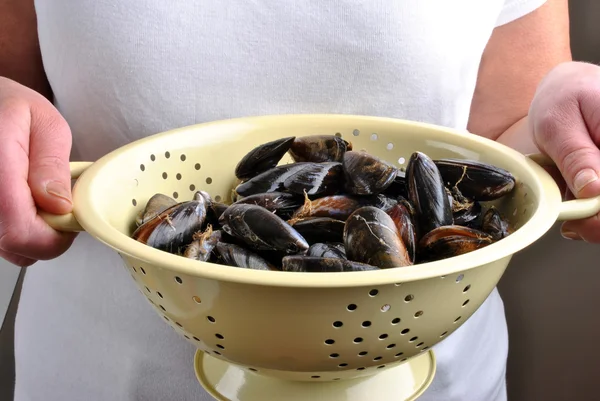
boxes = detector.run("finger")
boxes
[0,248,37,268]
[0,90,76,260]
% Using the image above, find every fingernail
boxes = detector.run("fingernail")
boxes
[46,181,72,204]
[561,230,582,240]
[573,168,598,194]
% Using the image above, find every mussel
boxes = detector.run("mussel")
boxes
[232,191,304,219]
[306,242,347,259]
[343,151,397,195]
[344,206,412,268]
[481,206,512,241]
[290,193,397,221]
[288,135,352,163]
[135,193,177,226]
[418,225,493,262]
[281,255,379,272]
[406,151,453,236]
[234,136,295,180]
[434,158,516,201]
[386,199,417,263]
[235,162,344,198]
[215,242,276,270]
[291,217,345,244]
[184,226,222,261]
[132,195,208,255]
[218,203,309,254]
[448,187,482,227]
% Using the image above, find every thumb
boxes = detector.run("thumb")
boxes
[531,67,600,200]
[27,101,74,215]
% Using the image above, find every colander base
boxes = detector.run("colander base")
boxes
[193,350,436,401]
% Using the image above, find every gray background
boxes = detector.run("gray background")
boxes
[0,1,599,399]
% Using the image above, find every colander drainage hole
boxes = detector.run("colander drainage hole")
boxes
[414,310,423,318]
[184,335,190,340]
[454,316,462,323]
[207,316,216,323]
[213,351,221,355]
[193,336,200,341]
[160,305,166,312]
[378,365,386,369]
[333,378,341,381]
[157,292,163,298]
[176,173,182,180]
[192,296,201,304]
[189,184,196,191]
[175,276,183,284]
[325,339,335,345]
[329,353,339,358]
[215,333,224,339]
[150,154,156,161]
[347,304,357,311]
[462,299,470,307]
[195,163,201,170]
[140,164,145,171]
[338,363,348,368]
[165,151,170,159]
[353,129,360,136]
[180,154,186,162]
[361,321,371,327]
[386,344,396,349]
[162,172,168,179]
[145,286,150,293]
[379,334,388,339]
[401,328,410,335]
[216,344,225,349]
[463,285,471,293]
[132,199,137,206]
[381,304,391,312]
[248,368,258,372]
[395,352,404,357]
[140,267,146,275]
[357,367,366,371]
[163,316,169,321]
[206,177,212,184]
[358,351,368,356]
[311,376,320,379]
[401,358,408,362]
[353,337,364,343]
[456,274,464,283]
[391,318,401,325]
[409,337,418,342]
[404,294,414,302]
[440,331,448,337]
[175,322,183,328]
[369,289,379,296]
[416,342,424,347]
[333,321,343,328]
[173,190,179,197]
[373,356,383,361]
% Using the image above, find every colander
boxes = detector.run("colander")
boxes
[40,115,600,401]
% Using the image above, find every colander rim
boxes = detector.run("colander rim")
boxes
[72,114,562,288]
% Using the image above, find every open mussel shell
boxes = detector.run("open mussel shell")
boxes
[288,135,352,163]
[306,242,347,259]
[232,192,304,219]
[184,226,222,261]
[406,151,453,237]
[448,186,482,227]
[214,242,277,270]
[135,193,177,227]
[281,255,379,272]
[218,203,309,254]
[434,158,516,201]
[481,206,512,241]
[234,136,296,181]
[235,162,344,198]
[344,206,412,268]
[343,151,397,195]
[132,196,208,255]
[291,217,345,244]
[418,225,494,262]
[386,199,417,264]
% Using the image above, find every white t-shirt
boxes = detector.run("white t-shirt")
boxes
[15,1,546,400]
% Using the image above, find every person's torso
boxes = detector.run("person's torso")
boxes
[35,0,505,161]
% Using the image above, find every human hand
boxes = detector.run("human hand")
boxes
[529,61,600,243]
[0,77,76,267]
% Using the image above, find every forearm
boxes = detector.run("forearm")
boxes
[0,0,52,99]
[495,115,539,155]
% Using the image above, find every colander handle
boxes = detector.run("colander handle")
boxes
[38,162,93,232]
[527,153,600,221]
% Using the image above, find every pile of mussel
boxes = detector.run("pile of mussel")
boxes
[131,134,516,272]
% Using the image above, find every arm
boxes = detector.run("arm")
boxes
[0,0,52,99]
[467,0,572,154]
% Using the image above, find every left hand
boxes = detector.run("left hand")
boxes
[529,61,600,243]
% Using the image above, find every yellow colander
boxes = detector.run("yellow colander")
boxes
[41,115,600,401]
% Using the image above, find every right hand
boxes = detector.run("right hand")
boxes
[0,77,77,267]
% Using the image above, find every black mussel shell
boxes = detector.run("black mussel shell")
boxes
[481,206,512,241]
[135,193,177,226]
[215,242,276,270]
[418,225,493,262]
[281,255,379,272]
[132,197,208,255]
[288,135,352,163]
[183,226,222,261]
[235,162,343,198]
[232,192,304,219]
[344,206,412,268]
[448,187,481,227]
[434,158,516,201]
[382,171,408,199]
[343,151,397,195]
[218,203,309,254]
[386,199,417,264]
[234,136,296,180]
[406,151,453,237]
[307,242,347,259]
[291,217,345,244]
[205,201,230,229]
